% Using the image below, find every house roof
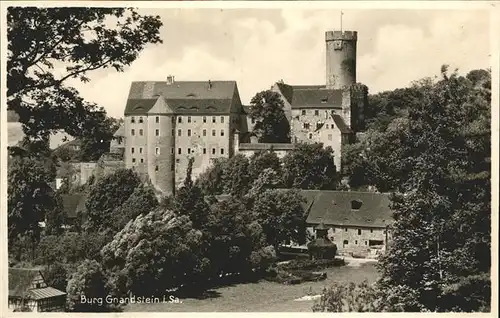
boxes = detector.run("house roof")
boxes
[332,114,352,134]
[61,193,86,218]
[300,190,394,228]
[8,268,66,300]
[275,83,343,109]
[125,81,239,115]
[238,143,295,151]
[113,124,125,137]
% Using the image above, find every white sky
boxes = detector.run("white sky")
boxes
[65,8,491,119]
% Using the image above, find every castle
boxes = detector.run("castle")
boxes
[111,30,368,195]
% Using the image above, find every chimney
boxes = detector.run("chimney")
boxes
[166,75,175,85]
[208,80,212,90]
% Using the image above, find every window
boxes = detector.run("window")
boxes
[314,110,319,116]
[343,240,348,246]
[365,241,368,245]
[220,129,224,136]
[155,147,160,155]
[203,148,207,154]
[345,228,348,232]
[155,116,159,123]
[303,123,310,129]
[302,110,306,116]
[325,124,329,129]
[171,163,175,171]
[321,98,328,103]
[308,133,312,139]
[332,228,335,233]
[212,116,216,123]
[212,148,216,155]
[131,117,135,123]
[155,166,159,171]
[171,129,175,136]
[221,148,224,155]
[132,158,136,163]
[316,123,322,130]
[251,118,256,124]
[212,129,216,137]
[171,117,175,123]
[188,129,191,137]
[328,134,332,141]
[203,116,207,123]
[358,229,362,235]
[155,129,160,136]
[139,117,143,123]
[203,129,207,137]
[178,148,182,154]
[178,117,182,123]
[188,116,191,123]
[187,148,191,154]
[131,147,135,154]
[370,229,373,233]
[331,123,335,129]
[139,129,143,136]
[140,158,144,163]
[351,200,363,210]
[383,230,387,234]
[178,129,182,136]
[355,240,358,245]
[221,116,224,123]
[171,147,174,154]
[139,147,143,154]
[131,129,135,136]
[36,283,41,289]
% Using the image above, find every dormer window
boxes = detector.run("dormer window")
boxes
[351,200,363,210]
[321,97,328,103]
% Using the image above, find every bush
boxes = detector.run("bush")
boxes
[278,258,344,271]
[312,281,381,312]
[307,239,337,260]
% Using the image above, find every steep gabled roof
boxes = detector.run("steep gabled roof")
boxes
[332,114,352,134]
[9,268,66,300]
[300,190,394,228]
[274,83,343,109]
[125,81,239,115]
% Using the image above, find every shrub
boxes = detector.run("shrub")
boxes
[279,258,344,271]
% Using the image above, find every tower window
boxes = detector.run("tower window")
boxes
[139,129,143,136]
[221,116,224,123]
[314,110,319,116]
[155,129,160,136]
[138,117,143,123]
[178,117,182,123]
[203,129,207,137]
[178,129,182,136]
[302,110,306,116]
[131,117,135,123]
[188,129,191,137]
[178,148,182,154]
[212,116,216,123]
[351,200,363,210]
[131,129,135,136]
[220,129,224,136]
[155,116,159,123]
[187,116,191,123]
[203,116,207,123]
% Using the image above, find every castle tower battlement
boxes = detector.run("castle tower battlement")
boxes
[325,30,357,90]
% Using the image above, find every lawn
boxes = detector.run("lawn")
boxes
[125,261,379,312]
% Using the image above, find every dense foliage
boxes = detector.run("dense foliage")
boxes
[249,90,291,143]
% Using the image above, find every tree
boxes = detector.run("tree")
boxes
[248,150,282,182]
[43,192,65,235]
[377,67,491,312]
[83,168,141,234]
[173,158,210,229]
[251,189,307,249]
[247,168,283,199]
[101,209,207,297]
[282,143,338,190]
[7,7,162,140]
[44,262,68,292]
[66,259,110,312]
[222,154,251,197]
[249,90,290,143]
[312,281,381,312]
[8,154,60,260]
[110,183,158,233]
[195,157,228,196]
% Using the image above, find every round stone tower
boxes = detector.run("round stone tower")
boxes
[325,30,357,90]
[147,113,175,195]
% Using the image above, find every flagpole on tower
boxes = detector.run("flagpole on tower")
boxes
[340,10,344,32]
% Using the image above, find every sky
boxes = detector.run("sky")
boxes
[65,8,491,119]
